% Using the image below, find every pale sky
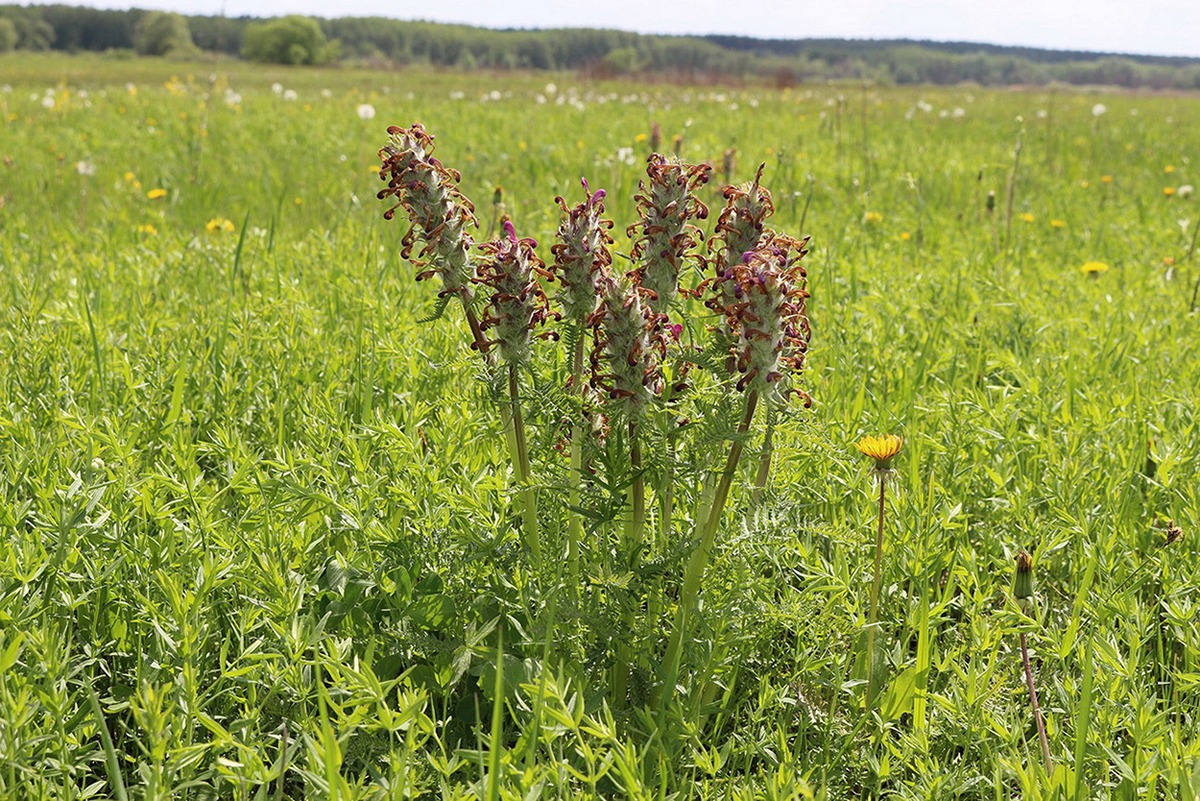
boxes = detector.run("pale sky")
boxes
[27,0,1200,59]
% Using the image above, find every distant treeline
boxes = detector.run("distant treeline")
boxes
[3,3,1200,89]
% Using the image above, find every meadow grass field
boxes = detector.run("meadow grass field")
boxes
[2,51,1200,799]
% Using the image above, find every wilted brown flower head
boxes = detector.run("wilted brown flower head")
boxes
[627,153,712,314]
[377,123,478,301]
[705,234,811,405]
[475,220,557,364]
[550,178,614,324]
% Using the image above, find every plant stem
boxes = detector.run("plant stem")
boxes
[1021,630,1054,775]
[508,362,540,563]
[658,390,759,712]
[1185,210,1200,313]
[566,333,586,599]
[751,404,776,506]
[865,468,887,705]
[612,419,645,705]
[1003,128,1024,251]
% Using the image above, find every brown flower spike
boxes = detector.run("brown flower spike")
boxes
[377,123,479,301]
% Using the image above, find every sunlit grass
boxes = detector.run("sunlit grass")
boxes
[1,52,1199,798]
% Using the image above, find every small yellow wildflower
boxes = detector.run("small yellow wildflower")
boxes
[1080,261,1109,276]
[899,231,911,241]
[634,133,648,143]
[206,218,235,233]
[1101,175,1114,183]
[1165,165,1176,174]
[1019,212,1035,223]
[146,188,167,200]
[294,197,303,206]
[1162,256,1175,266]
[1050,219,1066,228]
[137,223,157,236]
[864,211,883,223]
[123,171,136,182]
[1163,187,1177,196]
[1080,180,1091,189]
[517,140,527,151]
[855,435,903,470]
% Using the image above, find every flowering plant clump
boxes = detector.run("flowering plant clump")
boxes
[476,220,558,365]
[374,121,814,714]
[551,180,614,324]
[628,154,712,314]
[377,124,479,304]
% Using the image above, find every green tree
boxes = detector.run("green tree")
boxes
[242,15,332,65]
[0,17,17,52]
[135,11,197,57]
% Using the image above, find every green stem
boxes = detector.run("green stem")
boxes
[612,419,644,706]
[567,333,586,600]
[751,404,776,506]
[865,468,887,705]
[658,390,759,712]
[1185,210,1200,313]
[508,363,540,563]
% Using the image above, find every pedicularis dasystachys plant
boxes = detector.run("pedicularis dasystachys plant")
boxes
[376,123,812,712]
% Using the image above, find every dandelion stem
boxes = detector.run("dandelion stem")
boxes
[865,468,887,705]
[1185,211,1200,313]
[1003,128,1024,250]
[1021,630,1053,774]
[659,389,759,713]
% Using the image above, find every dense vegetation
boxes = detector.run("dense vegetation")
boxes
[3,3,1200,88]
[1,52,1199,798]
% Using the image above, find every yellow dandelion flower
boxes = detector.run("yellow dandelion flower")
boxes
[1019,212,1036,223]
[855,434,903,470]
[1080,261,1109,276]
[1050,219,1066,228]
[1165,165,1176,174]
[146,188,168,200]
[1080,180,1091,189]
[206,218,235,233]
[294,196,303,206]
[137,223,157,235]
[899,231,911,241]
[1101,175,1114,184]
[1163,187,1176,196]
[123,171,136,183]
[634,133,648,143]
[864,211,883,223]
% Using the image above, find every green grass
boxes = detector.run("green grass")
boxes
[2,51,1199,798]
